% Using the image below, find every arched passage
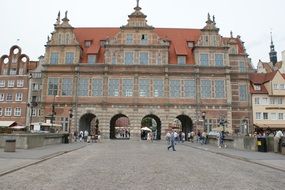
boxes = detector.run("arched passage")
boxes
[141,114,161,140]
[79,113,99,136]
[176,115,193,140]
[110,114,130,139]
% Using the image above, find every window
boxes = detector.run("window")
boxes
[201,80,211,98]
[239,61,246,72]
[122,79,133,96]
[14,108,21,116]
[270,113,277,120]
[239,85,248,101]
[270,98,275,105]
[278,113,284,120]
[280,84,285,90]
[84,40,92,48]
[215,54,224,66]
[17,80,24,87]
[8,80,15,87]
[254,85,261,91]
[5,108,12,116]
[277,97,283,104]
[256,112,261,120]
[50,52,59,64]
[170,80,180,97]
[200,54,209,66]
[0,80,5,87]
[6,93,13,101]
[65,33,70,44]
[124,52,133,65]
[65,52,74,64]
[177,56,186,65]
[2,69,8,75]
[263,113,268,120]
[0,93,4,101]
[215,80,224,98]
[139,79,150,97]
[141,34,148,44]
[77,79,89,96]
[153,79,164,97]
[109,79,119,96]
[19,68,24,75]
[48,78,58,96]
[62,78,73,96]
[10,68,17,75]
[61,117,69,132]
[87,55,96,64]
[126,34,133,44]
[255,97,260,104]
[15,93,23,101]
[273,84,278,90]
[140,52,149,65]
[31,108,37,117]
[92,79,103,96]
[156,53,161,65]
[32,83,39,91]
[0,108,2,116]
[184,80,196,98]
[262,97,268,105]
[112,55,116,65]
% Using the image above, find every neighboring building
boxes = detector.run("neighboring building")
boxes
[0,45,37,127]
[41,3,254,139]
[250,71,285,132]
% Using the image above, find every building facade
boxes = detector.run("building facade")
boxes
[40,4,254,139]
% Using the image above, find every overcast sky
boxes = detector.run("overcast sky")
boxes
[1,0,284,68]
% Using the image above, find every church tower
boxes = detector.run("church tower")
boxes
[269,32,277,65]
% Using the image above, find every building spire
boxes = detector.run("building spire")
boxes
[136,0,140,8]
[269,31,277,65]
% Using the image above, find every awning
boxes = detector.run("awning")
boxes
[254,123,285,129]
[0,121,16,128]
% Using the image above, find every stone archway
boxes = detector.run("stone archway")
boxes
[110,114,130,139]
[176,115,193,140]
[79,113,99,135]
[141,114,161,140]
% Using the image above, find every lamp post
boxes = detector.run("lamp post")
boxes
[68,108,73,143]
[202,111,206,132]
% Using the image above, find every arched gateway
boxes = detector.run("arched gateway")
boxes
[110,114,130,139]
[176,115,193,140]
[141,114,161,140]
[79,113,99,136]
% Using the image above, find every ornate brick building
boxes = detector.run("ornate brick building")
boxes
[41,3,254,139]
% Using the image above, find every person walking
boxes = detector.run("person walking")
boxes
[167,130,176,151]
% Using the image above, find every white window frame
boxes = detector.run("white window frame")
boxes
[7,80,15,87]
[270,113,277,120]
[5,107,12,116]
[256,112,261,120]
[15,93,23,101]
[17,80,24,87]
[0,80,5,87]
[14,107,21,116]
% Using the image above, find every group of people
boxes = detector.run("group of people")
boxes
[74,130,101,143]
[115,128,130,139]
[188,130,226,148]
[165,130,186,151]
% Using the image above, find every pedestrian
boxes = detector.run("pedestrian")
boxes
[167,130,176,151]
[79,130,83,142]
[74,131,78,142]
[181,132,185,143]
[202,131,207,144]
[166,131,171,144]
[84,130,89,142]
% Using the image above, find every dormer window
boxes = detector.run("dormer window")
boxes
[187,41,194,48]
[141,34,148,44]
[273,84,278,90]
[254,85,261,91]
[84,40,92,48]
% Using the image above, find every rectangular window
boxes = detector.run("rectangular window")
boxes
[19,68,24,75]
[170,80,180,97]
[280,84,285,90]
[8,80,15,87]
[109,79,119,96]
[254,85,261,91]
[31,108,37,117]
[278,113,284,120]
[6,93,13,101]
[48,78,58,96]
[177,56,186,65]
[0,108,2,116]
[270,98,275,105]
[256,112,261,120]
[17,80,24,87]
[65,52,74,64]
[140,52,149,65]
[62,78,73,96]
[2,69,8,75]
[0,93,4,101]
[141,34,148,44]
[126,34,133,44]
[277,97,283,104]
[200,54,209,66]
[201,80,211,98]
[77,79,89,96]
[215,54,224,66]
[262,97,268,105]
[124,52,133,65]
[215,80,224,98]
[14,108,21,116]
[15,93,23,101]
[263,113,268,120]
[32,83,39,91]
[239,61,246,72]
[273,84,278,90]
[255,97,260,104]
[184,80,196,98]
[139,79,150,97]
[112,55,116,65]
[92,79,103,96]
[87,55,96,64]
[50,52,59,64]
[10,68,17,75]
[5,108,12,116]
[0,80,5,87]
[122,79,133,97]
[153,79,164,97]
[239,85,248,101]
[270,113,277,120]
[84,40,92,48]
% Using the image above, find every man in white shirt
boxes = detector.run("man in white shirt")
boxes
[274,130,284,153]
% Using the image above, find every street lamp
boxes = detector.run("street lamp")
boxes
[202,111,207,132]
[68,108,73,143]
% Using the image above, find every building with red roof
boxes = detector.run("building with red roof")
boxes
[40,3,255,139]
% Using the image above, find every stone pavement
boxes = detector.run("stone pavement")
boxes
[0,140,284,177]
[183,142,285,172]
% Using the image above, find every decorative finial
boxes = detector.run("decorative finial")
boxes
[136,0,140,7]
[270,30,273,45]
[47,35,50,42]
[212,15,215,23]
[65,11,68,19]
[56,11,60,25]
[207,13,211,21]
[230,31,233,38]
